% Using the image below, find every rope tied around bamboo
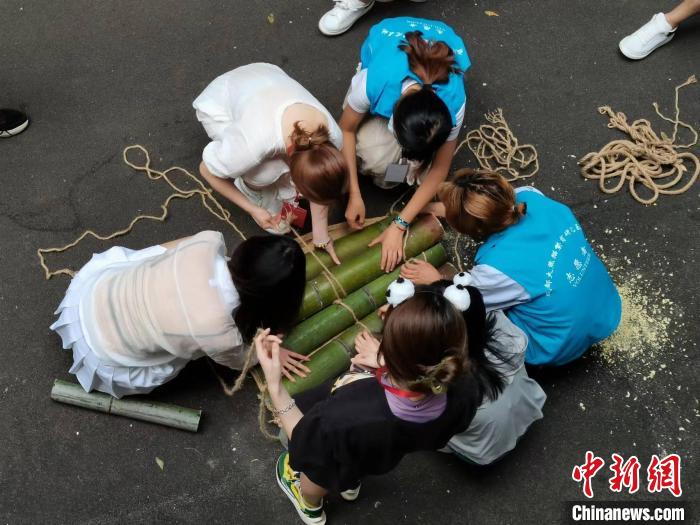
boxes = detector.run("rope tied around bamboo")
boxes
[579,75,699,205]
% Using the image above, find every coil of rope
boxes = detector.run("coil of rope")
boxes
[579,75,698,205]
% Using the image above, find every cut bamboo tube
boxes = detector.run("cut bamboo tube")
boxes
[298,214,444,320]
[285,243,447,355]
[303,217,392,280]
[283,312,384,396]
[50,380,201,432]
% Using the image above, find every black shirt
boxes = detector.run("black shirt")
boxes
[289,373,479,492]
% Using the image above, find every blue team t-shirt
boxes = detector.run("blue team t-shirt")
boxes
[476,191,622,366]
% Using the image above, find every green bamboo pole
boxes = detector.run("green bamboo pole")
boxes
[283,312,384,396]
[298,214,444,320]
[285,243,447,355]
[304,217,392,280]
[50,379,202,432]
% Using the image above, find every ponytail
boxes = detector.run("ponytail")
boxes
[289,121,347,205]
[399,31,461,86]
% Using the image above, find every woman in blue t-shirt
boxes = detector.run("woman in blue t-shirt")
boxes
[402,169,622,366]
[339,17,470,273]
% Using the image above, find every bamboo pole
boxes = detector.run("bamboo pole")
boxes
[303,217,392,280]
[285,243,447,355]
[298,214,444,320]
[283,312,384,396]
[50,380,202,432]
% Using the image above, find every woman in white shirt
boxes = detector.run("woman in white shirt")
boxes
[194,63,347,263]
[50,232,310,398]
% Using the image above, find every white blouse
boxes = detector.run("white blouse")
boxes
[193,63,343,185]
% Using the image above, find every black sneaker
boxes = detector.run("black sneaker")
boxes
[0,109,29,138]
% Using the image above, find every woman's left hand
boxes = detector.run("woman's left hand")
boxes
[278,347,311,383]
[369,224,404,272]
[254,329,283,391]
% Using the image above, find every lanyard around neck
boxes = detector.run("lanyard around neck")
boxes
[375,367,424,399]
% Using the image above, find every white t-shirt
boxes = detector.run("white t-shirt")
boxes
[469,186,544,311]
[193,63,343,185]
[345,68,464,142]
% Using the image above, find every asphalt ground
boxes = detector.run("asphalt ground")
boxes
[1,1,698,523]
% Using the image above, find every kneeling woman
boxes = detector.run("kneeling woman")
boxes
[194,63,347,263]
[255,280,480,525]
[51,231,308,398]
[340,17,471,271]
[354,277,546,466]
[402,169,622,366]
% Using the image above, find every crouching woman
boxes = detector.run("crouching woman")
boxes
[254,282,480,525]
[51,231,309,398]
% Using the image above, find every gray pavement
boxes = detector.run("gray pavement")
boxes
[1,1,698,523]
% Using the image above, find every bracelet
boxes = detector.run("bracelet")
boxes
[314,238,332,250]
[272,399,297,416]
[393,215,410,230]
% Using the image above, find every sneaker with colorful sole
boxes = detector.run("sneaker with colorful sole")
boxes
[276,452,326,525]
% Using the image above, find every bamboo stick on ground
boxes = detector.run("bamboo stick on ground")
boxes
[283,312,384,396]
[285,243,447,355]
[50,380,202,432]
[303,217,392,280]
[298,214,444,320]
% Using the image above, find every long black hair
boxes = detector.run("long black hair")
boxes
[431,280,507,402]
[227,235,306,342]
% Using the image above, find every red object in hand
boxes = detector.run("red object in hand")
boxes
[281,202,308,229]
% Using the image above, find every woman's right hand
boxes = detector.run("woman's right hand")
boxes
[345,193,366,230]
[250,206,282,231]
[254,329,283,391]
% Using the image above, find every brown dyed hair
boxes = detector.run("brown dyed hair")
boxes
[399,31,461,85]
[438,168,527,239]
[379,285,468,395]
[289,122,347,205]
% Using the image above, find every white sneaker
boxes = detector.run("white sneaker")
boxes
[340,483,361,501]
[319,0,375,36]
[619,13,676,60]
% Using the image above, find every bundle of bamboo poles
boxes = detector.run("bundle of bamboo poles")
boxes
[252,214,447,397]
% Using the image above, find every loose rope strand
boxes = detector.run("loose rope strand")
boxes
[37,145,247,280]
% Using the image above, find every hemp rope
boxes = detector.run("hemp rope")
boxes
[579,75,699,205]
[37,145,247,280]
[454,108,539,182]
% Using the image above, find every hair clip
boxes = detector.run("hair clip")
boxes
[422,83,433,91]
[385,277,415,307]
[443,283,471,311]
[453,271,473,287]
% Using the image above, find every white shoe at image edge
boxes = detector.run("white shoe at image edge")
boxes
[319,0,376,36]
[619,12,676,60]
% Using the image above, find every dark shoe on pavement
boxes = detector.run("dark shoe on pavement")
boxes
[0,108,29,138]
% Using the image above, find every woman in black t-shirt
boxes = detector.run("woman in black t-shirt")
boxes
[254,277,482,525]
